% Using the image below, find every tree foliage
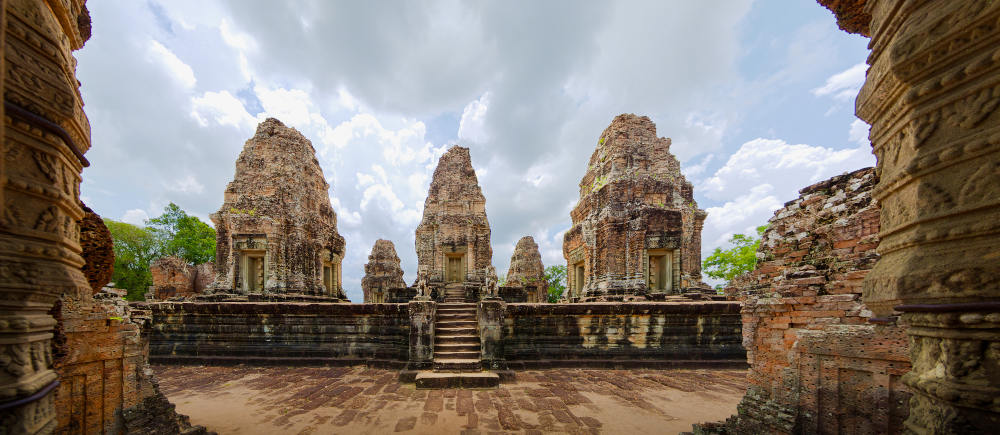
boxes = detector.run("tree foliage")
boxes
[544,265,567,303]
[703,225,767,285]
[146,203,216,264]
[105,220,159,301]
[106,203,216,300]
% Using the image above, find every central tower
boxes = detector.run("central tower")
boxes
[414,146,493,298]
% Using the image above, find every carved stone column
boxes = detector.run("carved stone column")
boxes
[478,299,506,370]
[0,0,91,432]
[406,300,436,370]
[851,0,1000,431]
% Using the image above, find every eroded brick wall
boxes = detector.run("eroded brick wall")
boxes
[502,302,745,368]
[702,168,911,434]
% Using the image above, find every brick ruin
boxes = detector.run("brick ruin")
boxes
[500,236,547,303]
[149,256,215,300]
[414,145,493,298]
[699,167,912,433]
[361,239,408,303]
[209,118,347,300]
[563,114,708,302]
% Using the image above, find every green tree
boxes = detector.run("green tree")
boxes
[703,225,767,287]
[544,265,567,303]
[147,203,216,264]
[106,220,159,300]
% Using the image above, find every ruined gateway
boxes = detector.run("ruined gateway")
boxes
[209,118,347,300]
[563,114,708,302]
[414,145,494,299]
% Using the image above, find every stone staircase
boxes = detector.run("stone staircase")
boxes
[414,283,499,388]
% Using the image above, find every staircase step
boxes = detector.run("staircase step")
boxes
[436,320,477,328]
[415,371,499,389]
[436,328,477,337]
[434,343,481,352]
[438,307,476,312]
[434,349,481,358]
[436,335,480,345]
[438,303,476,309]
[433,359,481,372]
[438,313,476,321]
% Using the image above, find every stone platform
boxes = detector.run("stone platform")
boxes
[154,365,748,434]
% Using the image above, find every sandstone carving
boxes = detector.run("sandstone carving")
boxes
[361,239,407,303]
[150,256,215,300]
[1,0,95,431]
[562,114,708,302]
[702,168,912,433]
[209,118,347,300]
[847,1,1000,431]
[503,236,547,303]
[79,203,114,293]
[414,145,493,298]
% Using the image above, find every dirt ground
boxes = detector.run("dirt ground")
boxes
[154,365,747,435]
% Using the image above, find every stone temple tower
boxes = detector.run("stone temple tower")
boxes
[562,114,707,301]
[414,145,493,298]
[209,118,347,300]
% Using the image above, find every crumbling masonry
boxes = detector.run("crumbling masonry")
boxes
[209,118,347,300]
[414,145,493,298]
[361,239,407,303]
[563,114,708,302]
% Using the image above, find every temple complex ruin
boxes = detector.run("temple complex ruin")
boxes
[500,236,547,303]
[562,114,708,302]
[361,239,407,303]
[414,145,493,300]
[208,118,347,300]
[2,0,999,432]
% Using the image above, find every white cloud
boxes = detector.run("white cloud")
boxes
[458,92,490,143]
[121,209,149,226]
[190,90,255,129]
[849,118,870,146]
[164,174,205,195]
[703,138,872,201]
[331,197,362,227]
[146,40,196,89]
[812,62,866,101]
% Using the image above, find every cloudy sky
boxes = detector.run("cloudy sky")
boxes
[77,0,872,300]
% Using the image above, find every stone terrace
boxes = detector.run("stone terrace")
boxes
[154,365,747,434]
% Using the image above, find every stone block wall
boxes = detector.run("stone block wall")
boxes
[143,302,411,367]
[701,168,912,434]
[501,302,745,368]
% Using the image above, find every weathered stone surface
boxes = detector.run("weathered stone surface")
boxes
[415,146,493,296]
[816,0,869,36]
[850,1,1000,431]
[362,239,407,303]
[209,118,346,299]
[79,203,114,293]
[701,168,912,434]
[143,302,411,366]
[503,302,744,367]
[407,301,436,370]
[504,236,547,303]
[150,256,215,299]
[563,114,708,302]
[1,0,95,430]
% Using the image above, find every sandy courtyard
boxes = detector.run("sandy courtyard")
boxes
[154,365,747,434]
